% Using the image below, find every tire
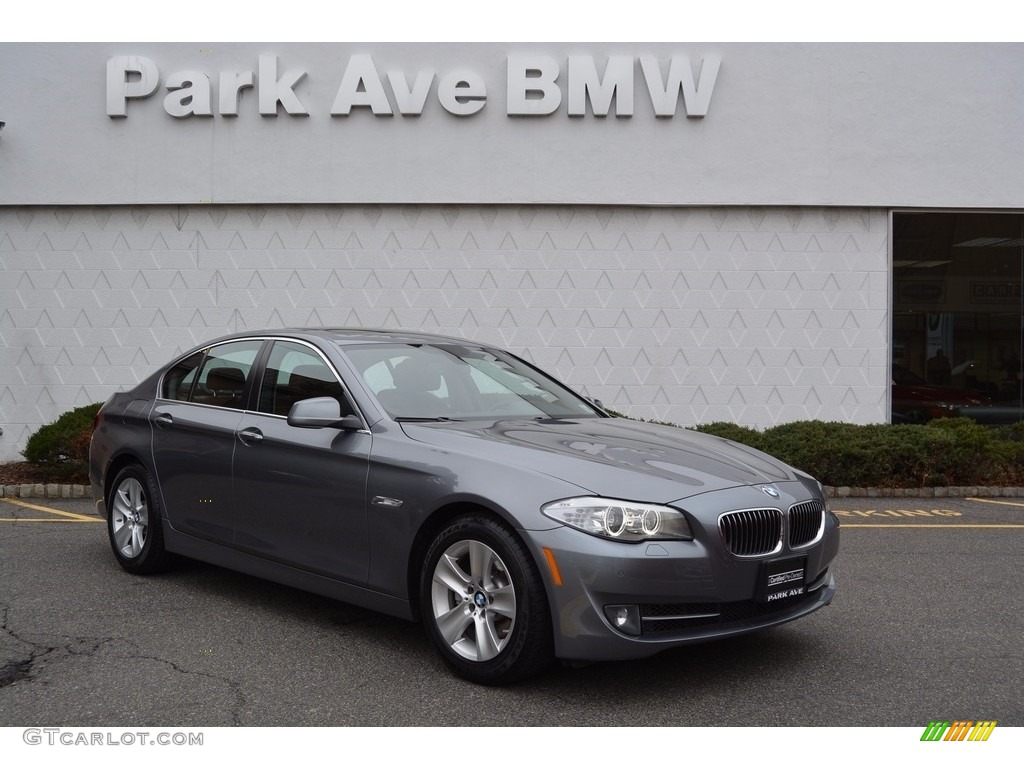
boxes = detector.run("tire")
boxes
[421,514,553,685]
[106,464,175,575]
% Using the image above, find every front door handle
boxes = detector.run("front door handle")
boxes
[237,427,264,445]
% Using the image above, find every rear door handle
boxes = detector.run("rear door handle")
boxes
[153,412,173,428]
[237,427,264,445]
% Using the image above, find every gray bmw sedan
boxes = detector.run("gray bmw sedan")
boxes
[89,328,839,684]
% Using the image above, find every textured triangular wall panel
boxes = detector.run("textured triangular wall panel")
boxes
[0,205,890,461]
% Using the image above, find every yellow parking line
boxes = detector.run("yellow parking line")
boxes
[0,497,101,522]
[0,518,102,523]
[841,523,1024,528]
[966,497,1024,509]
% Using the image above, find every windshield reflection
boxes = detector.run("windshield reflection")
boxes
[342,343,602,421]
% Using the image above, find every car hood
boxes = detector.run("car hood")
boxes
[400,417,804,503]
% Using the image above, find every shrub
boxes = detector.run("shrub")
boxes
[692,417,1024,488]
[988,440,1024,485]
[992,422,1024,443]
[22,402,103,468]
[693,421,764,448]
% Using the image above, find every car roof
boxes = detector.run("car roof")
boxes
[210,327,484,347]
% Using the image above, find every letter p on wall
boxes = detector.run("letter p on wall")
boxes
[107,56,159,116]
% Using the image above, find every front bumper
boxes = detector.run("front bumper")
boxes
[524,483,841,662]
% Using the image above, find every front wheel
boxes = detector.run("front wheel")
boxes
[106,464,175,574]
[421,515,553,685]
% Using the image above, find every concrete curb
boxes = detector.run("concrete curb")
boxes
[3,483,1024,501]
[825,486,1024,499]
[1,484,90,500]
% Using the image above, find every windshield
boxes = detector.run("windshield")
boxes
[341,343,602,421]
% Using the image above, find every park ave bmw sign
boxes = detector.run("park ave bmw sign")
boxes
[106,53,721,119]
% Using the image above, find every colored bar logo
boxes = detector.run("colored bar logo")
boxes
[921,721,997,742]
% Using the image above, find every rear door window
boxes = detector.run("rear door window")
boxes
[161,340,263,410]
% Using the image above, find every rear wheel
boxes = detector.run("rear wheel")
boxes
[421,514,553,685]
[107,464,175,574]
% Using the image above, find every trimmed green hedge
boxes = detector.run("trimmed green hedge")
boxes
[692,417,1024,488]
[22,402,103,475]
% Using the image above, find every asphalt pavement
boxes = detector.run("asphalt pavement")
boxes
[1,495,1021,727]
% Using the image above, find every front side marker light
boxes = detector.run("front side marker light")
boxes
[541,546,563,587]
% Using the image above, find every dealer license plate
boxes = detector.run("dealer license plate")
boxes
[758,556,806,603]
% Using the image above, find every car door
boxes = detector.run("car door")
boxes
[150,338,265,545]
[231,339,371,585]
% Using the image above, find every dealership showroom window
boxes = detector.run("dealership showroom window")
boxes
[892,212,1023,425]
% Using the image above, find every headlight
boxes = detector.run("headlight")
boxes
[542,497,693,542]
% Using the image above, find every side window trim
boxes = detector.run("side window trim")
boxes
[247,339,274,413]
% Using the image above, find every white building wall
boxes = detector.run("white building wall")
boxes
[0,204,889,461]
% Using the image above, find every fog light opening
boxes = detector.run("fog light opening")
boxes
[603,604,641,636]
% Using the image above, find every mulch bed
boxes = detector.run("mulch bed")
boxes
[0,462,90,486]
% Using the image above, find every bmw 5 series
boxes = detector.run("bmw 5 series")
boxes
[89,328,840,684]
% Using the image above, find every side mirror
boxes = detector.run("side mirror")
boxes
[287,397,363,431]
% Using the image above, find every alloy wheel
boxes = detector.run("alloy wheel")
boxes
[429,539,517,662]
[111,476,149,559]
